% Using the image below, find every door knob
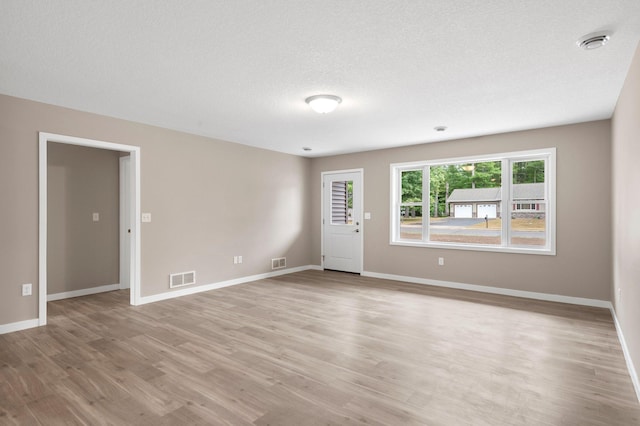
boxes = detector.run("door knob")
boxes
[355,229,360,233]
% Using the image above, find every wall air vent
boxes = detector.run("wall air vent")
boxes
[169,270,196,288]
[271,257,286,270]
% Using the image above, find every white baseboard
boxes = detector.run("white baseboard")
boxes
[610,307,640,403]
[361,271,611,308]
[0,318,40,335]
[138,265,318,305]
[47,283,121,302]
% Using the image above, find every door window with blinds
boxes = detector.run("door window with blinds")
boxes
[331,180,353,225]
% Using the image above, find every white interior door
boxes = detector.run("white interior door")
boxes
[322,171,362,273]
[119,156,131,289]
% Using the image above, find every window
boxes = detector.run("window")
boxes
[390,148,555,254]
[510,159,547,247]
[331,180,353,225]
[400,170,423,239]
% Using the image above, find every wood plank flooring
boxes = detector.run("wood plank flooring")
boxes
[1,270,639,425]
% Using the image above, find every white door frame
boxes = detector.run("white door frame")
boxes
[320,168,364,273]
[119,156,132,290]
[38,132,142,326]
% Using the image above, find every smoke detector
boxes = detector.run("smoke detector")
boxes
[577,32,611,50]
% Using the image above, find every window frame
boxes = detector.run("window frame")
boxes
[389,148,556,255]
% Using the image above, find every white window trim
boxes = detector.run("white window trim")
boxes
[390,148,556,255]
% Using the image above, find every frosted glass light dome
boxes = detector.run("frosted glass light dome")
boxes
[305,95,342,114]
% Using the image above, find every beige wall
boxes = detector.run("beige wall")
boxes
[47,143,120,295]
[0,91,619,329]
[0,94,311,325]
[310,120,612,300]
[612,42,640,383]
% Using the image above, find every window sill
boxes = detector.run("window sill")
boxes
[389,240,556,256]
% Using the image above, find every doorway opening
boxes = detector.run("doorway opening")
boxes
[38,132,141,326]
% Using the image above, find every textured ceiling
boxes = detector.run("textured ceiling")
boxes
[1,1,639,157]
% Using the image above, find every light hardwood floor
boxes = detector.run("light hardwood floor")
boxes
[1,270,638,425]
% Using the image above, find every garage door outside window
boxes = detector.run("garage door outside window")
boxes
[454,205,472,218]
[477,204,497,219]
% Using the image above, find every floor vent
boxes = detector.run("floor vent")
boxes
[169,270,196,288]
[271,257,286,270]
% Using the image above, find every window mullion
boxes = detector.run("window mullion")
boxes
[423,165,430,242]
[502,158,510,246]
[396,168,403,241]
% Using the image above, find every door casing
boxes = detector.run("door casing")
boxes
[39,132,141,325]
[119,156,132,290]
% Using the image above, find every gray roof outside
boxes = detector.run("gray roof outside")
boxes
[446,187,500,203]
[512,183,544,200]
[447,183,544,203]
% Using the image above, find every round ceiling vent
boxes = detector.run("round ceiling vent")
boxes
[577,32,611,50]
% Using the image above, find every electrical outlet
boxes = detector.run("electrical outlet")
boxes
[141,213,152,222]
[22,283,32,296]
[438,257,444,266]
[92,212,100,222]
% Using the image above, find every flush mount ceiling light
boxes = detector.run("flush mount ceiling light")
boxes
[577,32,611,50]
[305,94,342,114]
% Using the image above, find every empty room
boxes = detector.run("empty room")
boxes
[1,1,640,425]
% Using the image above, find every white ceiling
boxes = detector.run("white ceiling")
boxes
[1,1,639,157]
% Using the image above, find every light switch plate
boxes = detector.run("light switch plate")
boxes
[142,213,152,222]
[364,212,371,220]
[92,212,99,222]
[22,283,32,296]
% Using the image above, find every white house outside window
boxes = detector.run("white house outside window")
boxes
[390,148,556,255]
